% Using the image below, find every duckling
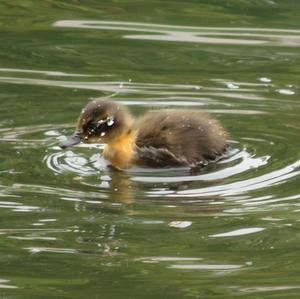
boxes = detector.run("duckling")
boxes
[59,100,228,169]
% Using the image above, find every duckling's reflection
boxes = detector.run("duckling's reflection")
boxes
[80,171,228,219]
[105,166,135,204]
[89,164,227,213]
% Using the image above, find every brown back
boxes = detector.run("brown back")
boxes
[135,109,228,166]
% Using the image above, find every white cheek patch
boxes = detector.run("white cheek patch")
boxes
[107,116,114,126]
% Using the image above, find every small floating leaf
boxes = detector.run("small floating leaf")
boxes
[259,77,272,83]
[168,221,192,229]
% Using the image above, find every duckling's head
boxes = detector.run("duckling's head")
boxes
[59,100,133,149]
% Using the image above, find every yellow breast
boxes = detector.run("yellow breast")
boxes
[103,132,136,168]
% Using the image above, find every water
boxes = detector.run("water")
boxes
[0,1,300,298]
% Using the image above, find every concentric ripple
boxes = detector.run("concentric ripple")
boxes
[44,149,107,176]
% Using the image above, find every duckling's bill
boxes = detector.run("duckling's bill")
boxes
[59,132,82,149]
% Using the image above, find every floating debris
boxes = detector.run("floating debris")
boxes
[259,77,272,83]
[277,89,295,95]
[168,221,192,229]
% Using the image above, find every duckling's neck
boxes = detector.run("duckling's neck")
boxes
[103,130,136,169]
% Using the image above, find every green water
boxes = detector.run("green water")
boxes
[0,1,300,298]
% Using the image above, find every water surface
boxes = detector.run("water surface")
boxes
[0,1,300,298]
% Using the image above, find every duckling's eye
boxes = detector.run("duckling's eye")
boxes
[85,122,99,135]
[84,116,115,136]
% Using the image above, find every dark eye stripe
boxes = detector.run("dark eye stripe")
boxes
[84,117,117,136]
[86,122,104,134]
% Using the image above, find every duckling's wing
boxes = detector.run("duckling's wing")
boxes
[135,146,192,167]
[135,109,228,166]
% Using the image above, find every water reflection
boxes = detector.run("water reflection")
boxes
[0,124,68,148]
[168,263,242,270]
[0,76,272,101]
[53,20,300,47]
[0,68,99,77]
[24,247,78,254]
[150,159,300,197]
[210,227,265,237]
[238,285,300,294]
[0,278,18,289]
[137,256,243,274]
[132,147,269,183]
